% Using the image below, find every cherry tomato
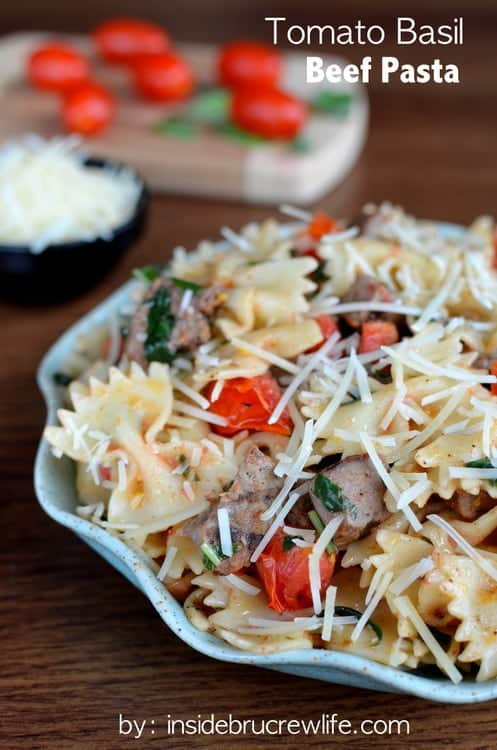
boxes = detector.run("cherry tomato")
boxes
[218,40,281,90]
[27,44,90,93]
[93,18,170,64]
[131,52,194,102]
[305,315,339,354]
[231,87,308,139]
[359,320,399,354]
[62,83,116,136]
[205,374,292,437]
[256,530,336,613]
[307,212,340,240]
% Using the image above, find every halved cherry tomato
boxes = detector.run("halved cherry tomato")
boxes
[99,466,112,482]
[131,51,194,102]
[491,361,497,396]
[307,212,340,241]
[218,40,281,90]
[205,374,292,437]
[93,18,170,64]
[305,315,339,354]
[231,87,308,139]
[62,83,116,136]
[359,320,399,354]
[256,530,336,613]
[27,44,90,93]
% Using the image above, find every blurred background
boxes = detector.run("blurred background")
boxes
[1,0,496,223]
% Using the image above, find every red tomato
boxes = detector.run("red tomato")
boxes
[27,44,89,93]
[62,83,116,136]
[256,530,336,613]
[307,212,340,240]
[205,374,292,437]
[131,52,194,102]
[359,320,399,354]
[99,466,112,482]
[93,18,170,64]
[218,40,281,90]
[231,87,308,139]
[491,361,497,396]
[305,315,339,354]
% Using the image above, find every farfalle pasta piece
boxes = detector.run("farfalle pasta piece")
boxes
[436,552,497,681]
[215,257,317,337]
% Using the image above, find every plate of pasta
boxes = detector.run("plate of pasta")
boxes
[36,203,497,702]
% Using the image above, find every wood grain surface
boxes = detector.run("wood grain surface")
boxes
[2,3,497,749]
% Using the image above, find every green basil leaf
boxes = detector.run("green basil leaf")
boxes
[215,122,267,146]
[170,277,203,293]
[464,458,497,487]
[291,134,312,153]
[334,606,383,645]
[283,535,297,551]
[187,88,230,125]
[314,474,346,512]
[155,118,199,139]
[133,264,162,283]
[144,287,176,364]
[311,91,353,117]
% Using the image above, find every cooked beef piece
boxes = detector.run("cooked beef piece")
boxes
[472,352,497,371]
[340,274,402,329]
[124,278,225,365]
[182,446,283,574]
[310,455,389,549]
[285,494,314,530]
[448,490,496,521]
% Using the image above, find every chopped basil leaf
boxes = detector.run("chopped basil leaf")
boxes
[334,606,383,645]
[170,277,203,293]
[310,261,330,285]
[133,264,162,283]
[144,287,176,364]
[186,88,230,125]
[283,535,297,551]
[464,457,497,487]
[308,510,337,555]
[53,372,72,386]
[314,474,346,512]
[201,543,226,570]
[311,91,353,117]
[155,117,199,139]
[314,474,357,518]
[372,367,392,384]
[215,122,266,145]
[291,134,312,153]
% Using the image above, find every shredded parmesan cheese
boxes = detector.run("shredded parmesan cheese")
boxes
[395,595,462,683]
[217,507,233,558]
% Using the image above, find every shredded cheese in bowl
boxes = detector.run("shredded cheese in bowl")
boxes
[0,135,142,253]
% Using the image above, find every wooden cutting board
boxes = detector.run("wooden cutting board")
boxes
[0,32,368,205]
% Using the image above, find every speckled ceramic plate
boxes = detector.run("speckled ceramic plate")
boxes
[34,223,497,703]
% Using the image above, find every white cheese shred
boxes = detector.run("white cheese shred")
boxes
[321,585,337,642]
[224,574,260,596]
[217,507,233,558]
[157,546,178,582]
[395,595,462,683]
[351,571,393,642]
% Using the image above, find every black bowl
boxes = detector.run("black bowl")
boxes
[0,157,148,304]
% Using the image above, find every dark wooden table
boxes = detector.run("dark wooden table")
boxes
[3,3,497,749]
